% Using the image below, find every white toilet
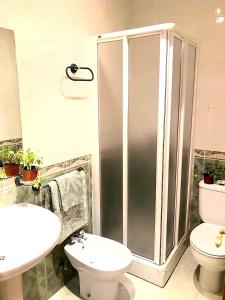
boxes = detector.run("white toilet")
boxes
[64,232,133,300]
[190,180,225,293]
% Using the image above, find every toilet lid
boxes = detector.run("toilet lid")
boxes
[190,223,225,258]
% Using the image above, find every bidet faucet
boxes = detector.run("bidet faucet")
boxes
[69,230,87,248]
[78,230,87,240]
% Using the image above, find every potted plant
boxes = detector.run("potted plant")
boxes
[203,161,225,184]
[18,148,42,181]
[0,146,20,177]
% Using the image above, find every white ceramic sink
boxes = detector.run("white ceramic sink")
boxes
[0,203,61,299]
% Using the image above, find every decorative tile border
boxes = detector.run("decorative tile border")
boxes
[40,154,91,179]
[194,149,225,161]
[193,149,205,158]
[0,138,22,148]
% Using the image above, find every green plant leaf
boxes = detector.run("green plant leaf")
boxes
[17,148,42,170]
[204,160,225,181]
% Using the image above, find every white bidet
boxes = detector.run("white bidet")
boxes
[64,233,133,300]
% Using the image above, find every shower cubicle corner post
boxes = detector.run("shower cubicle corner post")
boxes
[122,35,129,247]
[173,33,186,248]
[153,29,168,265]
[92,36,101,236]
[160,29,175,263]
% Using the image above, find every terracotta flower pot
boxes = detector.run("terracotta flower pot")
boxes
[22,169,38,181]
[4,163,20,177]
[203,173,214,184]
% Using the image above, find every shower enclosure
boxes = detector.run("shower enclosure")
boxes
[94,23,197,286]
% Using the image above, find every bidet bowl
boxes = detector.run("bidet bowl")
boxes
[65,233,132,281]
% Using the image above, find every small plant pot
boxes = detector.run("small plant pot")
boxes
[203,173,214,184]
[4,163,20,177]
[22,169,38,181]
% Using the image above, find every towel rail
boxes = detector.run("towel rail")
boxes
[65,64,94,81]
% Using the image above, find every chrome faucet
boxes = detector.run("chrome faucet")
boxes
[69,229,87,249]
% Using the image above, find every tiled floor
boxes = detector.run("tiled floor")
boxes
[49,248,222,300]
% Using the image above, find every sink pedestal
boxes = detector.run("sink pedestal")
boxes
[0,275,23,300]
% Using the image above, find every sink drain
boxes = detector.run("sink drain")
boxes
[0,256,6,260]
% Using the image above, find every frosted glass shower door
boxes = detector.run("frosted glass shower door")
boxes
[127,35,160,260]
[98,41,123,243]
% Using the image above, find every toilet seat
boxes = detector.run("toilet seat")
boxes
[190,223,225,258]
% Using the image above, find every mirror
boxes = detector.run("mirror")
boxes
[0,27,22,147]
[0,27,22,175]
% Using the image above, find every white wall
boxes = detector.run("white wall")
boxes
[0,0,131,166]
[130,0,225,152]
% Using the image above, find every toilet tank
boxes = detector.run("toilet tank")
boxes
[199,180,225,226]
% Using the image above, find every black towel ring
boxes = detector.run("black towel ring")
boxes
[65,64,94,81]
